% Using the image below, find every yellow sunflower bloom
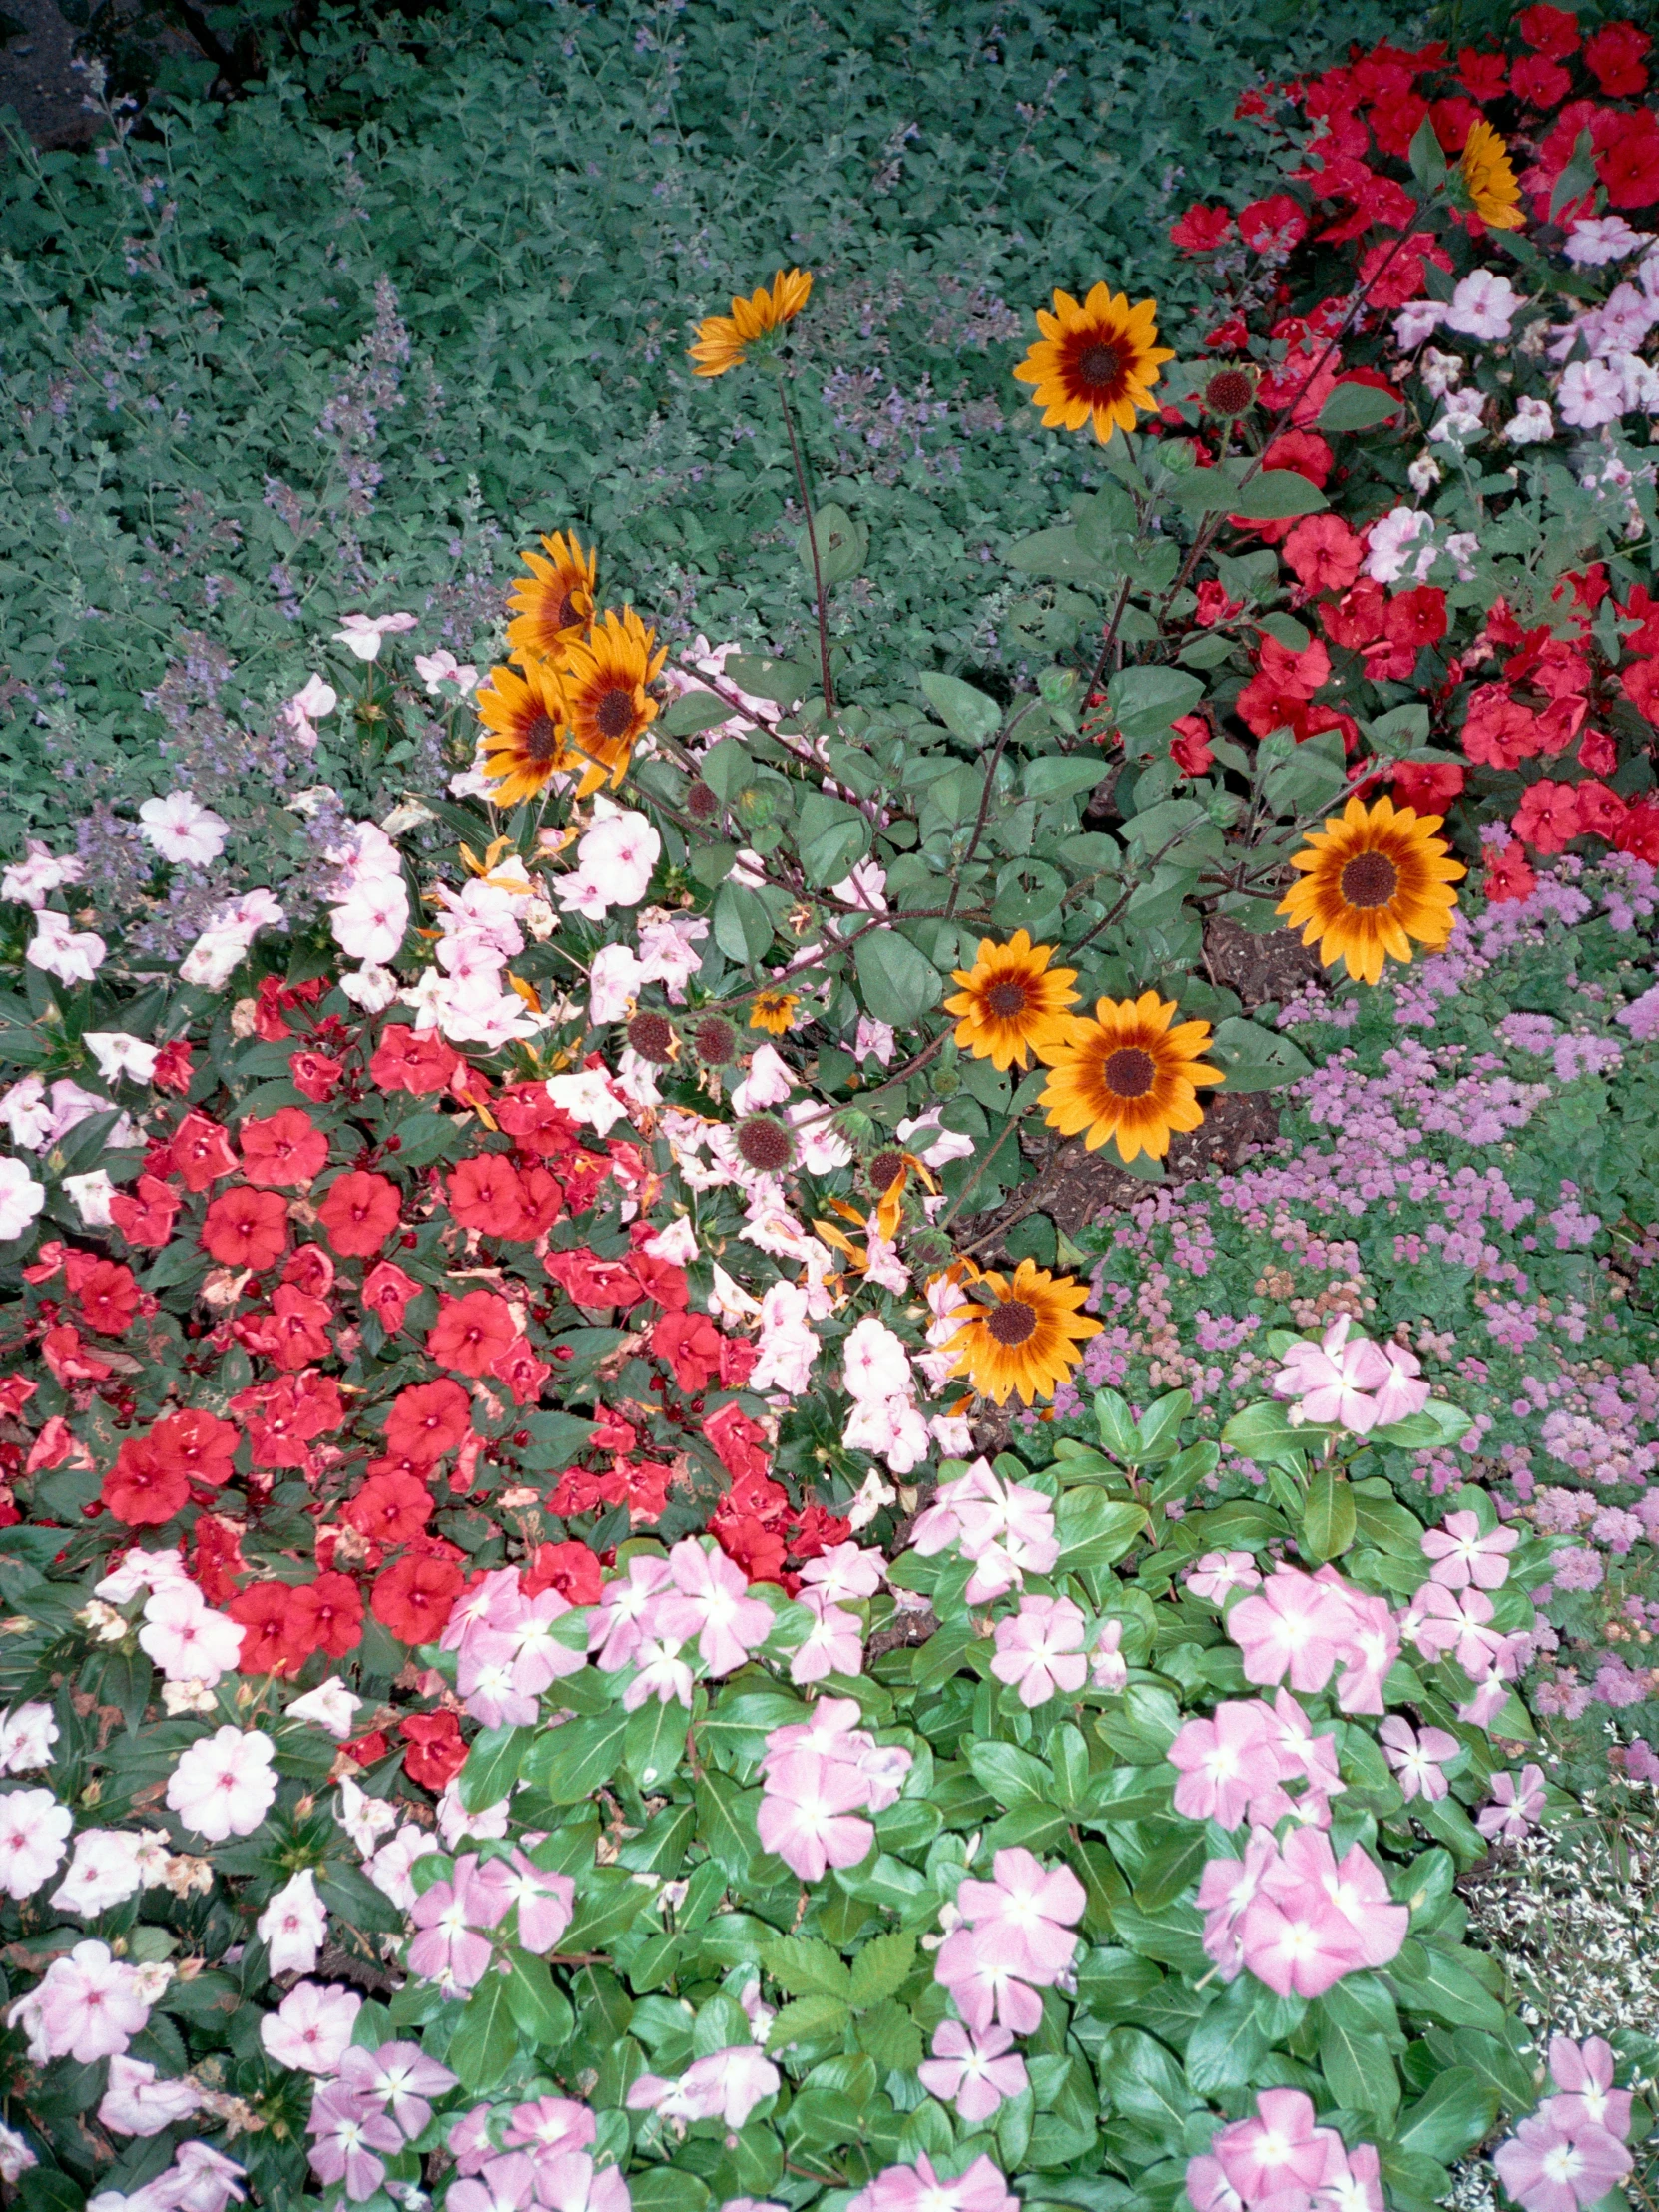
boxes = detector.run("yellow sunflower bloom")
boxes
[689,268,814,377]
[748,990,798,1036]
[1460,122,1524,232]
[944,1258,1103,1406]
[506,531,597,662]
[475,656,579,808]
[1013,284,1175,445]
[944,929,1080,1072]
[1038,992,1223,1162]
[557,607,667,797]
[1277,795,1465,986]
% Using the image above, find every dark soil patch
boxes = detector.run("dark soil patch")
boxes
[1202,912,1329,1011]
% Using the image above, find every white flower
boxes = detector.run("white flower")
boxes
[339,964,399,1014]
[1566,216,1650,266]
[0,1079,52,1152]
[0,1159,45,1243]
[0,2121,34,2181]
[1608,349,1659,415]
[1559,357,1627,428]
[257,1869,328,1975]
[830,860,887,915]
[731,1044,796,1115]
[414,651,478,694]
[844,1390,931,1474]
[635,910,708,1001]
[847,1468,897,1531]
[364,1824,439,1910]
[29,910,106,985]
[330,880,409,965]
[437,1780,509,1848]
[788,1102,853,1176]
[96,1548,191,1604]
[84,1033,160,1086]
[138,793,229,866]
[1429,386,1485,445]
[286,1679,361,1740]
[729,848,767,889]
[52,1829,146,1917]
[641,1215,698,1265]
[854,1015,895,1066]
[98,2054,201,2138]
[558,808,661,918]
[1406,453,1442,494]
[841,1315,913,1403]
[708,1262,762,1325]
[260,1980,361,2073]
[1,842,84,909]
[544,1068,630,1135]
[0,1704,57,1774]
[332,612,416,662]
[63,1170,116,1229]
[1364,507,1434,585]
[588,942,645,1025]
[138,1585,244,1686]
[289,673,338,723]
[749,1280,819,1396]
[335,1777,397,1856]
[1579,284,1659,359]
[1392,299,1445,348]
[896,1107,976,1169]
[166,1728,278,1842]
[1504,396,1555,445]
[0,1788,72,1898]
[1443,270,1519,341]
[1418,347,1464,398]
[179,890,285,989]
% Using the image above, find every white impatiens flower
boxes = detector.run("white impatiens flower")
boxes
[1566,215,1650,266]
[1364,507,1434,585]
[1418,346,1463,397]
[335,1777,397,1856]
[0,2121,34,2181]
[1406,453,1442,495]
[178,888,285,990]
[1504,396,1555,445]
[0,1704,57,1774]
[52,1829,147,1918]
[63,1170,116,1229]
[1429,386,1485,445]
[285,1679,361,1740]
[1559,358,1627,428]
[338,964,399,1014]
[588,942,645,1025]
[283,674,339,749]
[166,1727,278,1842]
[329,880,409,966]
[544,1068,630,1135]
[1,842,84,909]
[414,650,478,695]
[260,1980,361,2073]
[556,805,661,919]
[1392,299,1444,348]
[840,1315,913,1403]
[83,1033,160,1085]
[137,793,230,866]
[0,1788,72,1899]
[28,910,106,985]
[332,611,416,662]
[257,1869,328,1975]
[137,1585,244,1686]
[0,1159,46,1244]
[98,2054,202,2138]
[1443,270,1519,341]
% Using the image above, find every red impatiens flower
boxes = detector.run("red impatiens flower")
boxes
[384,1380,472,1465]
[1237,192,1308,255]
[1513,780,1584,854]
[102,1435,190,1526]
[1169,203,1235,254]
[490,1339,551,1407]
[494,1084,580,1160]
[361,1260,422,1334]
[1456,49,1507,102]
[1390,763,1466,817]
[283,1244,335,1300]
[1509,52,1571,108]
[1194,580,1244,628]
[544,1249,647,1310]
[233,1371,344,1468]
[1282,513,1364,594]
[1170,715,1216,778]
[1517,2,1580,57]
[230,1583,309,1676]
[316,1170,401,1259]
[290,1572,364,1659]
[523,1540,604,1606]
[240,1107,329,1189]
[147,1407,239,1486]
[151,1040,195,1094]
[1601,109,1659,209]
[425,1290,518,1379]
[650,1311,728,1392]
[372,1554,464,1645]
[400,1710,467,1791]
[445,1154,559,1241]
[343,1470,433,1547]
[170,1111,239,1192]
[70,1258,141,1337]
[1613,798,1659,862]
[109,1175,181,1250]
[705,1400,771,1486]
[369,1026,460,1096]
[289,1050,344,1104]
[237,1284,332,1371]
[1585,21,1651,97]
[202,1187,290,1272]
[42,1324,115,1385]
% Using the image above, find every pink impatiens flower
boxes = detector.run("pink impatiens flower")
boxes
[1378,1716,1458,1801]
[1420,1509,1519,1591]
[989,1595,1087,1707]
[916,2019,1029,2123]
[954,1847,1084,1985]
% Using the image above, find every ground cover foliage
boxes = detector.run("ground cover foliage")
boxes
[0,9,1657,2212]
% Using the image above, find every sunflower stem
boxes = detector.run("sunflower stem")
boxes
[774,368,836,713]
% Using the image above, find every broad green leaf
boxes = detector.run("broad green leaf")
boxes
[624,1696,688,1792]
[769,1992,852,2051]
[853,927,943,1025]
[853,1997,922,2071]
[1133,1826,1209,1914]
[1108,665,1206,742]
[662,688,737,737]
[761,1936,851,2000]
[1394,2069,1500,2163]
[1230,468,1328,519]
[797,791,870,886]
[919,671,1001,746]
[460,1724,530,1813]
[1024,756,1107,802]
[800,503,867,587]
[1303,1467,1357,1561]
[1388,1945,1507,2031]
[1318,380,1403,432]
[1208,1016,1314,1093]
[531,1711,628,1805]
[1055,1489,1149,1572]
[967,1741,1053,1809]
[1184,1981,1269,2095]
[448,1974,518,2091]
[1371,1400,1473,1450]
[696,1772,763,1878]
[1319,2019,1399,2125]
[723,655,814,706]
[713,880,776,965]
[503,1950,575,2051]
[1222,1400,1320,1474]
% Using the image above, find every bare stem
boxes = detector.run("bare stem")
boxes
[775,370,836,713]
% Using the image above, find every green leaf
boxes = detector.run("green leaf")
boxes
[967,1741,1054,1809]
[662,688,738,737]
[1371,1400,1473,1451]
[761,1936,851,1999]
[460,1725,530,1813]
[1108,665,1205,743]
[1055,1489,1149,1572]
[1184,1981,1269,2096]
[1406,114,1446,191]
[1319,2019,1400,2126]
[848,1931,915,2010]
[696,1771,763,1878]
[1388,1945,1507,2031]
[624,1696,689,1792]
[769,1992,852,2051]
[529,1711,628,1805]
[1133,1827,1210,1914]
[713,880,776,965]
[853,927,943,1025]
[800,503,868,587]
[854,1996,922,2072]
[1550,128,1598,223]
[449,1974,518,2091]
[1221,1400,1320,1474]
[503,1949,575,2051]
[1106,2026,1196,2151]
[919,672,1001,746]
[797,790,871,886]
[1209,1016,1313,1093]
[723,655,814,706]
[1230,469,1328,519]
[1024,756,1107,802]
[18,2174,85,2212]
[1318,380,1404,433]
[1395,2069,1500,2163]
[1303,1467,1357,1562]
[629,2174,711,2212]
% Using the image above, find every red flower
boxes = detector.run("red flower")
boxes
[290,1572,363,1659]
[1510,52,1572,107]
[70,1258,140,1337]
[1260,430,1333,488]
[283,1244,335,1300]
[1461,684,1546,770]
[1357,231,1449,310]
[1513,780,1583,854]
[1457,49,1507,101]
[1390,762,1465,816]
[233,1371,344,1468]
[1368,92,1429,161]
[400,1710,466,1791]
[369,1026,460,1096]
[1321,580,1386,652]
[490,1339,550,1406]
[230,1583,309,1676]
[344,1470,433,1546]
[42,1324,113,1385]
[170,1111,238,1193]
[1169,204,1234,253]
[651,1312,727,1392]
[715,1513,789,1586]
[446,1154,557,1241]
[1577,728,1619,777]
[202,1187,289,1272]
[1599,108,1659,208]
[427,1291,519,1379]
[544,1249,646,1310]
[254,975,325,1042]
[372,1554,464,1645]
[147,1407,238,1486]
[109,1176,181,1250]
[1169,716,1215,778]
[495,1086,580,1160]
[103,1435,189,1527]
[194,1514,247,1606]
[1238,193,1307,254]
[317,1170,401,1259]
[622,1460,674,1520]
[343,1731,390,1768]
[1282,514,1364,594]
[240,1108,328,1189]
[551,1465,630,1516]
[1386,586,1447,650]
[0,1378,35,1419]
[361,1261,421,1334]
[1517,3,1580,57]
[523,1540,604,1606]
[1612,799,1659,863]
[289,1050,344,1104]
[627,1253,689,1313]
[1429,97,1480,152]
[151,1041,194,1094]
[1575,782,1630,840]
[705,1401,771,1486]
[385,1379,473,1464]
[1194,580,1244,628]
[237,1285,332,1371]
[1622,660,1659,725]
[1586,21,1650,96]
[1236,635,1334,738]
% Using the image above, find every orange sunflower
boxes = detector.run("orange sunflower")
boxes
[748,990,798,1036]
[557,608,667,796]
[1014,284,1174,445]
[944,1258,1103,1406]
[689,269,814,377]
[1278,795,1465,986]
[1038,993,1223,1162]
[1460,122,1524,232]
[506,531,597,662]
[944,930,1079,1072]
[475,656,578,808]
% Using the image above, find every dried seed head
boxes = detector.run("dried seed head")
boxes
[735,1114,796,1175]
[692,1015,739,1066]
[626,1011,677,1065]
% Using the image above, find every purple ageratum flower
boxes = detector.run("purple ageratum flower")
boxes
[335,2040,456,2139]
[306,2083,403,2202]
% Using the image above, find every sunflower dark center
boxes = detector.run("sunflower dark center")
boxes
[693,1015,738,1064]
[868,1150,906,1191]
[686,780,719,820]
[736,1115,794,1172]
[985,979,1030,1019]
[1077,342,1123,390]
[627,1011,676,1064]
[523,711,559,764]
[986,1298,1039,1347]
[1103,1046,1157,1099]
[554,590,580,630]
[594,686,637,741]
[1339,850,1400,909]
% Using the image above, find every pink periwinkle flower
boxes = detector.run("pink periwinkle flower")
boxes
[626,2046,780,2130]
[989,1595,1087,1707]
[1227,1566,1356,1695]
[654,1538,776,1676]
[1494,2112,1631,2212]
[1317,2141,1385,2212]
[1090,1617,1128,1693]
[916,2019,1028,2123]
[503,2097,596,2158]
[756,1752,874,1881]
[1546,2036,1632,2141]
[1170,1702,1281,1831]
[1421,1509,1519,1591]
[1186,1551,1262,1603]
[1270,1317,1392,1431]
[931,1927,1044,2037]
[306,2084,403,2202]
[846,2151,1017,2212]
[1477,1763,1547,1843]
[588,1557,675,1672]
[954,1847,1084,1985]
[1197,1831,1280,1982]
[1377,1716,1459,1802]
[334,2040,456,2139]
[1211,2089,1345,2203]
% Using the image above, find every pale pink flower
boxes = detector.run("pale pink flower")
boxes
[1370,1343,1431,1427]
[840,1316,913,1402]
[655,1538,775,1676]
[1405,1582,1507,1677]
[1170,1702,1279,1830]
[1270,1318,1392,1431]
[258,1869,328,1975]
[166,1727,278,1842]
[171,2140,248,2212]
[954,1847,1084,1985]
[137,792,229,867]
[730,1043,795,1115]
[1197,1834,1280,1981]
[337,2040,458,2139]
[502,2097,595,2157]
[1090,1617,1128,1692]
[791,1590,864,1685]
[1547,2036,1632,2141]
[1236,1882,1366,1997]
[1228,1567,1354,1694]
[306,2082,403,2201]
[1212,2088,1343,2202]
[24,1939,150,2061]
[756,1752,873,1880]
[1421,1509,1518,1591]
[499,1855,574,1954]
[588,1556,675,1672]
[799,1544,885,1604]
[847,2152,1017,2212]
[916,2019,1028,2123]
[1265,1688,1345,1819]
[989,1595,1087,1707]
[628,2046,779,2128]
[930,1926,1044,2037]
[621,1636,694,1711]
[1186,1552,1261,1603]
[98,2054,201,2137]
[1477,1763,1547,1843]
[1331,1586,1399,1715]
[1317,2142,1385,2212]
[1275,1829,1407,1970]
[0,1787,72,1897]
[414,651,478,695]
[261,1981,362,2074]
[1494,2113,1631,2212]
[332,611,417,661]
[138,1585,244,1684]
[1378,1716,1457,1802]
[52,1828,145,1917]
[447,2151,541,2212]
